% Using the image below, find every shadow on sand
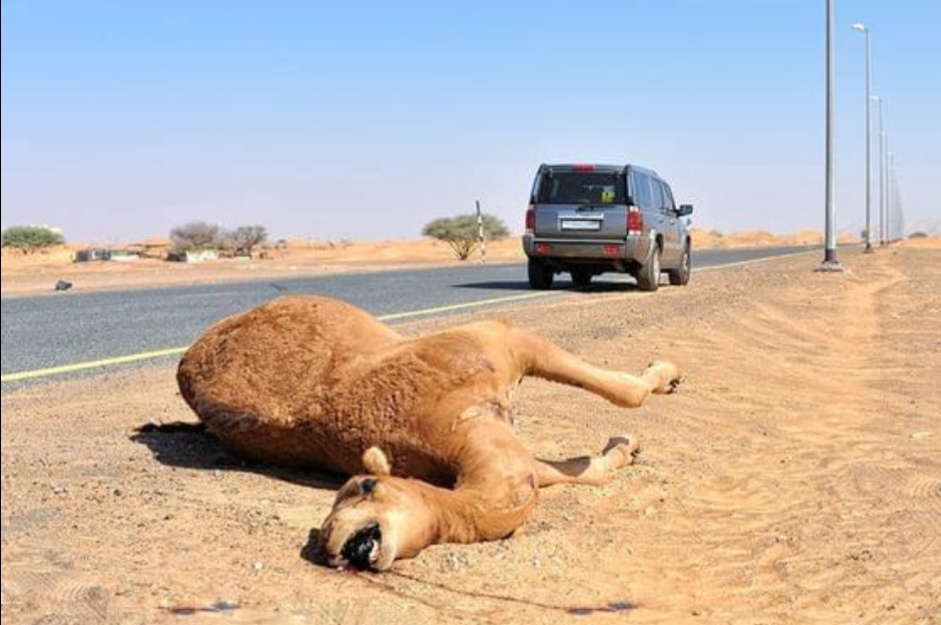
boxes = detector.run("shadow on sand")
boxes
[129,421,342,491]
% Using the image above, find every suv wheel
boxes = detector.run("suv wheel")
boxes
[668,244,691,286]
[635,245,661,292]
[528,259,554,290]
[571,269,592,287]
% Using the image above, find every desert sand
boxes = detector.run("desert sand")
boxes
[1,238,939,624]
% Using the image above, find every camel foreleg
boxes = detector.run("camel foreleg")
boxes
[508,325,681,408]
[534,435,640,487]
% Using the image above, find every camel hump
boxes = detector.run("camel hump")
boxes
[362,446,392,476]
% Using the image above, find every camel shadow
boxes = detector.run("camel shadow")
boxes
[130,421,342,491]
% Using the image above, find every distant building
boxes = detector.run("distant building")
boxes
[73,248,112,262]
[167,250,219,263]
[73,248,139,262]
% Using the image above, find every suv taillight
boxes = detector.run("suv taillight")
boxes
[525,205,536,234]
[627,206,644,236]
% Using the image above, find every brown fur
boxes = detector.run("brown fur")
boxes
[177,295,681,570]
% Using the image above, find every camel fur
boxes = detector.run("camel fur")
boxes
[176,294,681,571]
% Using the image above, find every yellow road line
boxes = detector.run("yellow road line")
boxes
[1,346,189,383]
[1,292,553,383]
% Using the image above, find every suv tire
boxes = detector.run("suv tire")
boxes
[635,245,661,292]
[528,259,554,290]
[668,243,691,286]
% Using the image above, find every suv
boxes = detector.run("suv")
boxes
[522,163,693,291]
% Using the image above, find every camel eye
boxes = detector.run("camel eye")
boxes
[360,478,378,496]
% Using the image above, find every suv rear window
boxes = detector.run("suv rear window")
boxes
[536,172,626,205]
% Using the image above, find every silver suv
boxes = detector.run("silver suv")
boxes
[522,163,693,291]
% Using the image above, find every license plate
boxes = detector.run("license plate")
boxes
[561,219,601,231]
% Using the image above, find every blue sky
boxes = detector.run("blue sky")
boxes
[2,0,938,244]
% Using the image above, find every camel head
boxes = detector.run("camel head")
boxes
[319,447,437,571]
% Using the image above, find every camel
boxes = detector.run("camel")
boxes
[176,294,681,571]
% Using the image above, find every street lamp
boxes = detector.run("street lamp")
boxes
[883,130,890,244]
[852,22,874,252]
[872,96,886,246]
[888,150,895,242]
[818,0,842,271]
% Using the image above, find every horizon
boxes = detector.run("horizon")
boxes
[2,1,939,243]
[0,223,879,250]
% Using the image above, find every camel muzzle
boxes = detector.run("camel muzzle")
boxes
[340,522,382,570]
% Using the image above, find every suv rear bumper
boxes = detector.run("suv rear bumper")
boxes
[522,233,653,265]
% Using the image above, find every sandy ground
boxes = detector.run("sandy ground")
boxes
[2,240,940,624]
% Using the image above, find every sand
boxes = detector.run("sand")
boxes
[1,238,939,624]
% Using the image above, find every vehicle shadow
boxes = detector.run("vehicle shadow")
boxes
[129,421,341,491]
[453,279,641,293]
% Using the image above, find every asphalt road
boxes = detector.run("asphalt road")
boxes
[1,246,815,386]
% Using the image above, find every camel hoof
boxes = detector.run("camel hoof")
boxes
[647,360,682,394]
[603,435,641,457]
[601,435,641,470]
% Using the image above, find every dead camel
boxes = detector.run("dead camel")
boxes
[177,294,681,571]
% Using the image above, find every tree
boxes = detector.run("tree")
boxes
[169,221,223,252]
[1,225,64,253]
[422,214,510,260]
[231,225,268,257]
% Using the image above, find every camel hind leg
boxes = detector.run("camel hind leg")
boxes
[507,325,681,408]
[534,435,640,488]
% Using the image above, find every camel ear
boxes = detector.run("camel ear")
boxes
[362,446,392,476]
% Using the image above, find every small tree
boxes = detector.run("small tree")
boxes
[1,225,65,253]
[422,214,510,260]
[169,221,223,252]
[231,225,268,257]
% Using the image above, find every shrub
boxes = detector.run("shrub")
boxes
[169,221,223,252]
[422,214,510,260]
[1,225,65,253]
[169,221,270,257]
[231,225,268,257]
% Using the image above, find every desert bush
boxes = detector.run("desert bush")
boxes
[231,225,268,257]
[422,214,510,260]
[169,221,269,256]
[908,231,928,239]
[170,221,224,252]
[1,225,64,253]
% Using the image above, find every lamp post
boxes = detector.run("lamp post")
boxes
[872,96,886,246]
[883,130,890,244]
[887,150,895,242]
[818,0,842,271]
[852,22,874,253]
